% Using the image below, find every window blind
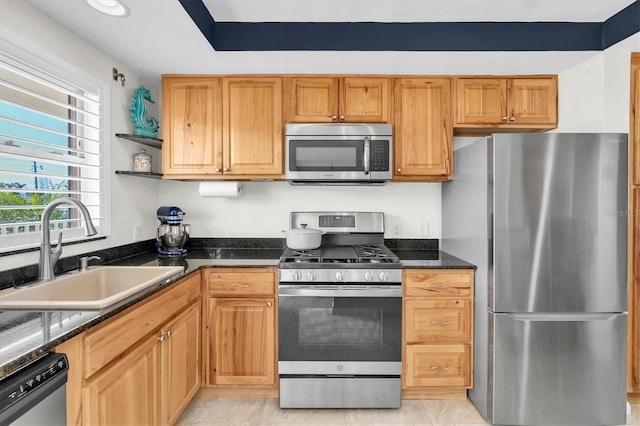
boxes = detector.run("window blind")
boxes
[0,39,108,252]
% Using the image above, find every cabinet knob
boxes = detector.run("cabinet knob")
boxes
[157,333,166,342]
[166,330,171,338]
[509,115,516,121]
[223,167,229,172]
[331,115,338,120]
[397,168,402,173]
[266,301,273,307]
[215,168,221,173]
[501,116,508,122]
[339,115,345,120]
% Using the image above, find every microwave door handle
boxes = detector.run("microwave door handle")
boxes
[363,136,370,173]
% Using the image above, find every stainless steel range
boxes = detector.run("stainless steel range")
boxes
[278,212,402,409]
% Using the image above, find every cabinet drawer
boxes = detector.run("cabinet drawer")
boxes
[404,269,473,297]
[404,344,471,388]
[207,269,276,296]
[405,299,471,343]
[84,273,201,378]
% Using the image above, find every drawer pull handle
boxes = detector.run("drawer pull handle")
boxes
[429,284,449,289]
[430,365,449,371]
[231,283,250,288]
[267,301,273,307]
[430,320,449,326]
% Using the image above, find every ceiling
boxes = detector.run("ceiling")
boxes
[25,0,640,86]
[202,0,633,22]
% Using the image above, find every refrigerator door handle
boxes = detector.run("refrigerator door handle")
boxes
[506,313,623,321]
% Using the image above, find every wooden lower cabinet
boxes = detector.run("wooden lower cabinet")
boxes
[402,269,474,399]
[203,267,277,390]
[83,333,160,425]
[57,273,202,425]
[161,302,201,424]
[405,344,471,388]
[209,298,275,386]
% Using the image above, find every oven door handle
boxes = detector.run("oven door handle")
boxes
[278,285,402,298]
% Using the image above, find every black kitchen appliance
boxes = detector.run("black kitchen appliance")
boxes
[278,212,402,409]
[155,206,190,255]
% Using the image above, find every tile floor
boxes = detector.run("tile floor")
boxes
[177,397,640,425]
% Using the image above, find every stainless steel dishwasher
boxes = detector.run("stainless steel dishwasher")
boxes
[0,353,68,425]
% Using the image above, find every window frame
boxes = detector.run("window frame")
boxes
[0,36,111,253]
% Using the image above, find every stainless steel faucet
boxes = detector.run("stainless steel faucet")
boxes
[38,198,98,282]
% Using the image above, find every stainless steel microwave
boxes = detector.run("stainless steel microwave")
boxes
[285,123,393,185]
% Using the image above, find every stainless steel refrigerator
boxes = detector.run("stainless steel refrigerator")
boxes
[442,133,628,426]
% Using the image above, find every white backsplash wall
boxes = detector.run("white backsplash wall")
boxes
[158,181,441,239]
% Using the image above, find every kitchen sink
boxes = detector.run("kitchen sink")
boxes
[0,266,184,310]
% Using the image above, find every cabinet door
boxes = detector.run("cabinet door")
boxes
[162,77,222,175]
[210,297,276,386]
[631,188,640,393]
[632,58,640,186]
[454,78,506,125]
[404,269,473,298]
[404,344,471,388]
[83,334,160,426]
[508,78,557,125]
[404,299,472,343]
[340,77,389,122]
[286,77,339,122]
[393,78,452,179]
[223,77,283,175]
[161,301,201,425]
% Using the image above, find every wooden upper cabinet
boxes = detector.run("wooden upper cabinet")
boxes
[454,78,506,125]
[393,77,452,181]
[286,76,389,123]
[161,75,282,178]
[223,77,283,176]
[286,77,338,122]
[454,76,557,129]
[508,78,558,124]
[162,77,222,176]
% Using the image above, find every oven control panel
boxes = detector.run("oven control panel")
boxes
[279,268,402,284]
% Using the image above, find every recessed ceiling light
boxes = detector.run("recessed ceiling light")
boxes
[86,0,130,17]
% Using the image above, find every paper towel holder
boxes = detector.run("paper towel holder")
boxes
[198,180,243,198]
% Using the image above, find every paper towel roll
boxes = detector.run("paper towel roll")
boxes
[198,181,242,198]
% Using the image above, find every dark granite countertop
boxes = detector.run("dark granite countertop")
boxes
[0,240,474,377]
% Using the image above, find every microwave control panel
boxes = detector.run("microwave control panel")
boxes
[370,140,390,171]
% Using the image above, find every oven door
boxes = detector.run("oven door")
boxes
[278,285,402,376]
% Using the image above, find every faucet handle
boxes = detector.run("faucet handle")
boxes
[79,255,101,271]
[52,232,63,254]
[50,233,63,266]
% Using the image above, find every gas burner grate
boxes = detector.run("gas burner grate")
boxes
[280,247,321,263]
[353,245,400,263]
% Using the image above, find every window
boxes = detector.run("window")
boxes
[0,38,110,252]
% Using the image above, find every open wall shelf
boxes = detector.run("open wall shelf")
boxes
[115,171,163,179]
[115,133,163,149]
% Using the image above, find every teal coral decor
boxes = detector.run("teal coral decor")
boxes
[129,86,159,137]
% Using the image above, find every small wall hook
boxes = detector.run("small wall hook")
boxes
[112,67,126,87]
